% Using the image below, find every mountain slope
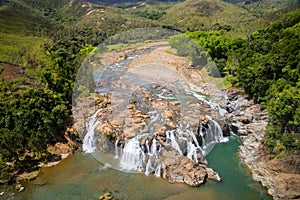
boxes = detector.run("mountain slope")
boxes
[0,0,54,65]
[160,0,259,36]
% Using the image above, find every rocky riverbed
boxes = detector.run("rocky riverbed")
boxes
[225,90,300,200]
[73,43,230,187]
[73,42,299,198]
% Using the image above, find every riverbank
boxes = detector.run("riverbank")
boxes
[226,89,300,200]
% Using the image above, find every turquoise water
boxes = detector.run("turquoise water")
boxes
[3,136,271,200]
[204,136,271,200]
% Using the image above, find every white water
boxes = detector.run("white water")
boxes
[120,137,144,171]
[187,141,199,163]
[115,135,120,158]
[84,61,230,176]
[166,130,183,155]
[115,115,228,175]
[82,109,102,153]
[212,119,229,143]
[83,105,228,177]
[154,163,161,177]
[192,91,227,117]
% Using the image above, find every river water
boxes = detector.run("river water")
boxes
[1,43,272,200]
[7,136,270,200]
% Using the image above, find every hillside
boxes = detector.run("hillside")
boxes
[0,0,54,65]
[160,0,299,37]
[0,0,151,182]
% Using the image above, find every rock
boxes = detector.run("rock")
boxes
[226,89,300,200]
[15,184,25,192]
[206,167,222,181]
[241,116,253,124]
[52,155,62,162]
[200,115,209,125]
[237,129,248,136]
[230,122,240,134]
[54,142,72,154]
[161,150,220,186]
[99,192,117,200]
[0,192,4,196]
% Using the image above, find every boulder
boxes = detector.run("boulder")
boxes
[161,150,220,186]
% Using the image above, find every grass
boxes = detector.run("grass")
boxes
[0,1,52,65]
[0,33,48,65]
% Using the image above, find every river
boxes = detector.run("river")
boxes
[7,136,270,200]
[1,39,272,200]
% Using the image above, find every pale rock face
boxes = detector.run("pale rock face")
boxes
[161,150,221,186]
[225,90,300,200]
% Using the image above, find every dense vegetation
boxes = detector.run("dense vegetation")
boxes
[232,11,300,155]
[0,0,299,181]
[170,11,300,155]
[0,0,132,181]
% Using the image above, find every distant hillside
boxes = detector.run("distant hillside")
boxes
[160,0,258,36]
[88,0,183,6]
[0,0,157,65]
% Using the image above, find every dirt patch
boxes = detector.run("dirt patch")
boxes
[0,62,25,81]
[0,62,34,84]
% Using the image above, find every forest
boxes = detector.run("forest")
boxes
[0,0,299,182]
[169,11,300,155]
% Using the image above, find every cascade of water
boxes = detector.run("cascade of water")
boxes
[83,109,102,153]
[166,130,183,155]
[206,124,215,145]
[192,91,227,117]
[120,137,144,171]
[186,126,200,148]
[146,139,150,154]
[151,138,157,156]
[145,159,152,176]
[187,141,199,163]
[115,135,120,158]
[176,124,184,138]
[211,119,229,143]
[154,163,161,177]
[199,125,206,148]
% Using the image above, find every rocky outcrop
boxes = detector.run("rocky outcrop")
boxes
[78,45,227,187]
[161,150,221,186]
[226,90,300,200]
[82,82,225,186]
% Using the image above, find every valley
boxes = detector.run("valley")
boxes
[0,0,299,199]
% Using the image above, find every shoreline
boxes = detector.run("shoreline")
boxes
[226,90,300,200]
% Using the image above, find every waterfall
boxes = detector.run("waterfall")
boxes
[211,119,229,143]
[120,137,144,171]
[166,130,183,155]
[116,117,228,175]
[146,139,150,154]
[154,163,161,177]
[187,141,199,163]
[82,109,102,153]
[199,117,229,155]
[192,91,227,117]
[145,159,152,176]
[186,126,200,148]
[151,138,157,156]
[119,135,162,175]
[115,135,120,158]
